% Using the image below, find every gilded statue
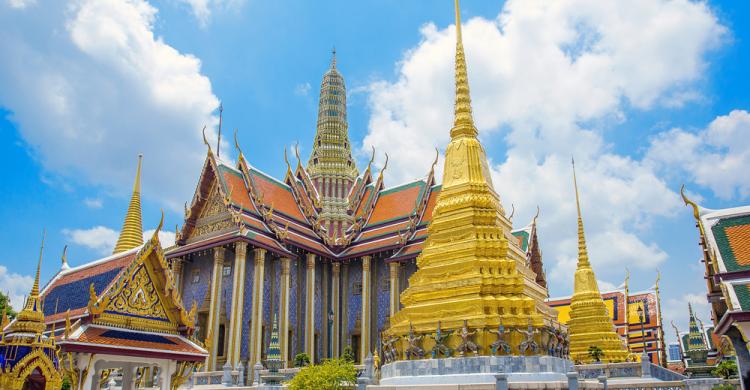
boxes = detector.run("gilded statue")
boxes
[456,320,478,356]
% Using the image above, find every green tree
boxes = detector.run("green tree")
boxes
[294,352,311,367]
[288,358,357,390]
[588,346,604,363]
[712,360,738,379]
[0,291,17,319]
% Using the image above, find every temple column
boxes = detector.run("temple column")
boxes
[332,262,341,358]
[171,258,184,294]
[206,246,226,371]
[250,248,267,368]
[279,257,291,366]
[389,261,400,318]
[305,253,316,362]
[227,241,248,368]
[360,255,372,362]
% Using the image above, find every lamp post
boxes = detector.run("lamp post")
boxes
[328,309,334,358]
[637,304,651,377]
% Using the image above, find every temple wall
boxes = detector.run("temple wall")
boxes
[346,260,363,354]
[239,250,256,361]
[375,259,390,345]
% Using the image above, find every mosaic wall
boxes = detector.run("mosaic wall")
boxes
[375,260,390,338]
[180,253,213,313]
[289,258,299,359]
[239,250,256,361]
[346,261,363,344]
[315,260,323,360]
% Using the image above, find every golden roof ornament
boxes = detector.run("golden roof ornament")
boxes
[386,0,550,344]
[10,230,48,334]
[113,154,144,254]
[61,244,70,271]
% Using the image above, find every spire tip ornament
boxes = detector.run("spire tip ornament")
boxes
[113,155,145,254]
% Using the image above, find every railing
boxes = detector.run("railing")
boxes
[649,363,686,382]
[576,362,642,379]
[605,381,686,389]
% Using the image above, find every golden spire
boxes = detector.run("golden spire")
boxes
[113,154,144,254]
[451,0,477,139]
[567,159,628,363]
[10,230,47,334]
[572,158,590,268]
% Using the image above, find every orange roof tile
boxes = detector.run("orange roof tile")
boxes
[420,187,441,223]
[70,326,205,357]
[221,169,256,212]
[367,182,423,226]
[251,171,306,221]
[726,224,750,266]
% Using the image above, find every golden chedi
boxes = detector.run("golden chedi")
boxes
[567,161,629,363]
[386,0,554,356]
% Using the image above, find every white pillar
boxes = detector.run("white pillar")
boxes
[389,261,400,318]
[361,255,372,362]
[206,246,226,371]
[250,248,267,370]
[227,241,248,368]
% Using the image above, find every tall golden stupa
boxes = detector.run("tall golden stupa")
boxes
[386,0,555,355]
[567,161,629,363]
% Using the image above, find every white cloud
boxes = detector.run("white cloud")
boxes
[361,0,725,294]
[177,0,246,27]
[647,110,750,200]
[144,229,176,247]
[0,266,34,312]
[83,197,103,209]
[63,226,118,255]
[662,291,712,343]
[63,225,176,255]
[294,82,311,97]
[0,0,222,211]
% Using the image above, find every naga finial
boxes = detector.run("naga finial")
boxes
[431,147,439,172]
[294,141,302,168]
[234,128,244,161]
[680,184,701,220]
[152,210,164,242]
[201,125,212,154]
[284,147,292,173]
[368,146,376,168]
[508,204,515,221]
[533,205,540,224]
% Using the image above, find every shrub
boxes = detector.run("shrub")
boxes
[61,377,71,390]
[294,352,311,367]
[342,345,355,363]
[588,346,604,362]
[712,360,738,379]
[288,358,357,390]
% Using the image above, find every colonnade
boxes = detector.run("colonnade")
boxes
[171,242,407,372]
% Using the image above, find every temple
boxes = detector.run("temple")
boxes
[565,162,629,363]
[38,157,208,389]
[548,274,667,365]
[682,187,750,386]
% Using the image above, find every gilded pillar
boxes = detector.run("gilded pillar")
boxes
[389,261,400,318]
[279,257,291,365]
[360,255,371,362]
[250,248,267,367]
[171,258,184,294]
[226,242,248,368]
[206,247,226,371]
[331,262,341,358]
[305,253,316,362]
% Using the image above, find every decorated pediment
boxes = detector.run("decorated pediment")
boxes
[89,224,197,333]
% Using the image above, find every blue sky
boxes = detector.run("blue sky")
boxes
[1,0,748,342]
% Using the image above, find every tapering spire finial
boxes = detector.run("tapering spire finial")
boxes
[217,103,223,158]
[113,154,144,254]
[572,158,590,267]
[31,229,45,297]
[451,0,477,139]
[331,47,337,69]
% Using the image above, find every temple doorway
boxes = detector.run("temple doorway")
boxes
[21,368,46,390]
